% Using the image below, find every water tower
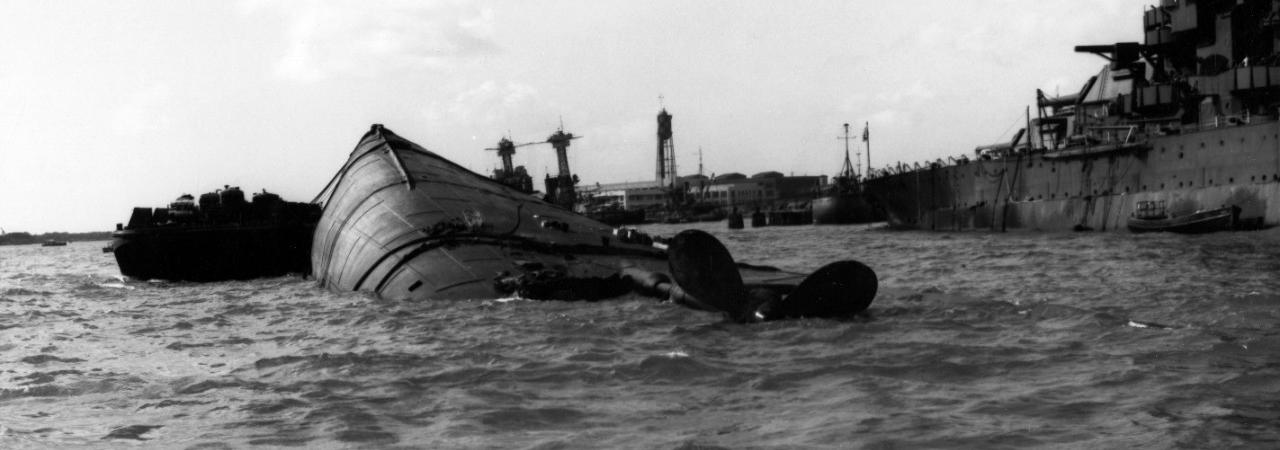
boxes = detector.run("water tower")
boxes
[655,109,677,188]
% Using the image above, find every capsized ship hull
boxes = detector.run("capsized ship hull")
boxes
[311,125,803,301]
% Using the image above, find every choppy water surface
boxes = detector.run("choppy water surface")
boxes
[3,225,1280,448]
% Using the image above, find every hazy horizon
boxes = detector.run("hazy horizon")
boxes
[1,0,1149,233]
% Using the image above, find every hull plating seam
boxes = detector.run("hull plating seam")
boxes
[352,206,525,292]
[385,147,415,190]
[361,234,671,293]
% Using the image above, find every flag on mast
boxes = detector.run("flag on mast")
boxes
[861,122,869,142]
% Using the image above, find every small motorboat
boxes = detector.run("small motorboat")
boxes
[1127,201,1237,234]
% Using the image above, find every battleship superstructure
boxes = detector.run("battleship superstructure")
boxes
[483,128,582,210]
[864,0,1280,232]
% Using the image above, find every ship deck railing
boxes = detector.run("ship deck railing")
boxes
[1198,111,1260,129]
[1082,124,1140,145]
[1149,111,1278,135]
[864,110,1280,181]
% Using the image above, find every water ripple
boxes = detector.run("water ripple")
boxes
[2,233,1279,447]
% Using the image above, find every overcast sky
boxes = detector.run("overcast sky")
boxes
[1,0,1149,233]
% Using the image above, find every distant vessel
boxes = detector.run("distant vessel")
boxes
[864,1,1279,232]
[584,203,646,226]
[755,204,812,226]
[111,186,320,281]
[41,240,67,247]
[812,123,881,225]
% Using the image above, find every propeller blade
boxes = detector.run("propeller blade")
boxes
[667,229,749,321]
[753,260,877,321]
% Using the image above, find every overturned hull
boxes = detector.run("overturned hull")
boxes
[311,125,801,301]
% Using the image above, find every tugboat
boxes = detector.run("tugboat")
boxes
[812,123,880,224]
[110,186,321,281]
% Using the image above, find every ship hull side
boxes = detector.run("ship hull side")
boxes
[865,121,1280,231]
[811,194,879,225]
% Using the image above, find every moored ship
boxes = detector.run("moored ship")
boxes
[813,123,881,225]
[111,186,320,281]
[864,0,1280,232]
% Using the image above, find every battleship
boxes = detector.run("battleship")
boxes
[864,0,1280,232]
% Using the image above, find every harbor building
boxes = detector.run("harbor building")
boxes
[577,106,830,221]
[581,172,828,211]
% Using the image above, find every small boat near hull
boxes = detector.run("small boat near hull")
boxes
[311,125,805,302]
[1127,206,1238,234]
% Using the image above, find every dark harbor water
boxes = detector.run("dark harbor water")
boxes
[3,224,1280,449]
